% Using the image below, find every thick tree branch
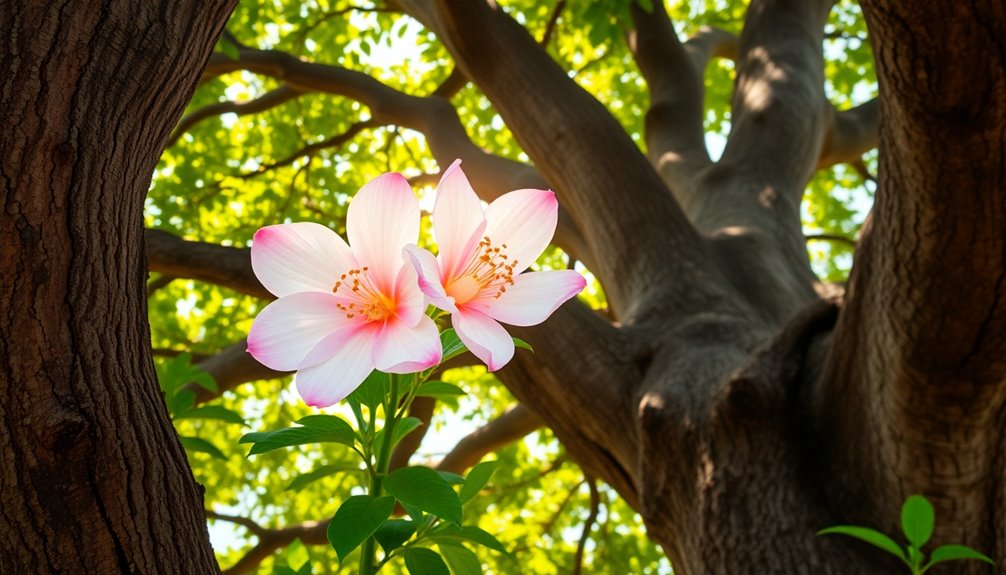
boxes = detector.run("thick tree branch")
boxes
[168,85,307,147]
[191,338,285,404]
[818,0,1006,555]
[683,25,740,68]
[436,404,543,473]
[215,516,327,575]
[145,228,270,299]
[817,98,878,169]
[682,0,832,322]
[629,2,712,202]
[496,301,644,508]
[426,0,711,316]
[720,0,832,198]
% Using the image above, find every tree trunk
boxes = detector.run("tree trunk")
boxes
[416,0,1006,573]
[0,2,234,572]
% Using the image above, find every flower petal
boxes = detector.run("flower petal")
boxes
[392,261,426,327]
[404,244,458,314]
[347,172,420,294]
[433,160,487,280]
[373,315,442,374]
[247,292,356,371]
[294,327,379,407]
[474,270,586,326]
[251,223,357,298]
[452,308,514,372]
[483,189,558,274]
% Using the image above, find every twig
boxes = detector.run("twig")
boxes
[804,233,856,248]
[540,0,567,47]
[572,478,601,575]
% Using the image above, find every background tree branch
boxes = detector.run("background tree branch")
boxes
[629,2,712,202]
[426,0,711,315]
[200,45,591,266]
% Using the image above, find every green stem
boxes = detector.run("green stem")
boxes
[358,374,399,575]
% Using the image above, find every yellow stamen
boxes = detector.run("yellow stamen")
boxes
[332,267,394,321]
[447,236,517,305]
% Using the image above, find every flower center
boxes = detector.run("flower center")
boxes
[332,267,394,322]
[447,236,517,306]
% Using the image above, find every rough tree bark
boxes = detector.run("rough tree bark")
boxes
[7,0,1000,573]
[143,0,1006,571]
[0,2,235,573]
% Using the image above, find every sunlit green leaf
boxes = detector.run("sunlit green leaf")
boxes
[240,416,355,455]
[416,380,467,399]
[384,466,463,524]
[438,543,483,575]
[429,525,512,558]
[440,329,469,362]
[403,547,450,575]
[460,460,499,504]
[179,436,227,460]
[327,495,395,563]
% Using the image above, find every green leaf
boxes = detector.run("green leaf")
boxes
[393,416,424,444]
[179,436,227,460]
[297,414,353,430]
[438,471,465,485]
[416,381,466,399]
[286,464,362,492]
[284,538,310,572]
[373,519,417,554]
[173,405,246,425]
[438,543,483,575]
[440,329,469,362]
[429,525,511,558]
[817,526,906,562]
[166,389,197,416]
[924,544,996,572]
[512,338,533,353]
[158,353,217,395]
[384,466,463,524]
[348,370,388,410]
[403,548,450,575]
[460,460,498,504]
[902,495,935,547]
[373,416,424,462]
[327,495,395,563]
[240,416,355,455]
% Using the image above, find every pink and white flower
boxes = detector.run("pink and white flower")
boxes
[247,173,442,407]
[405,160,586,371]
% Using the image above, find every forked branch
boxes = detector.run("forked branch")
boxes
[629,2,712,201]
[426,0,708,313]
